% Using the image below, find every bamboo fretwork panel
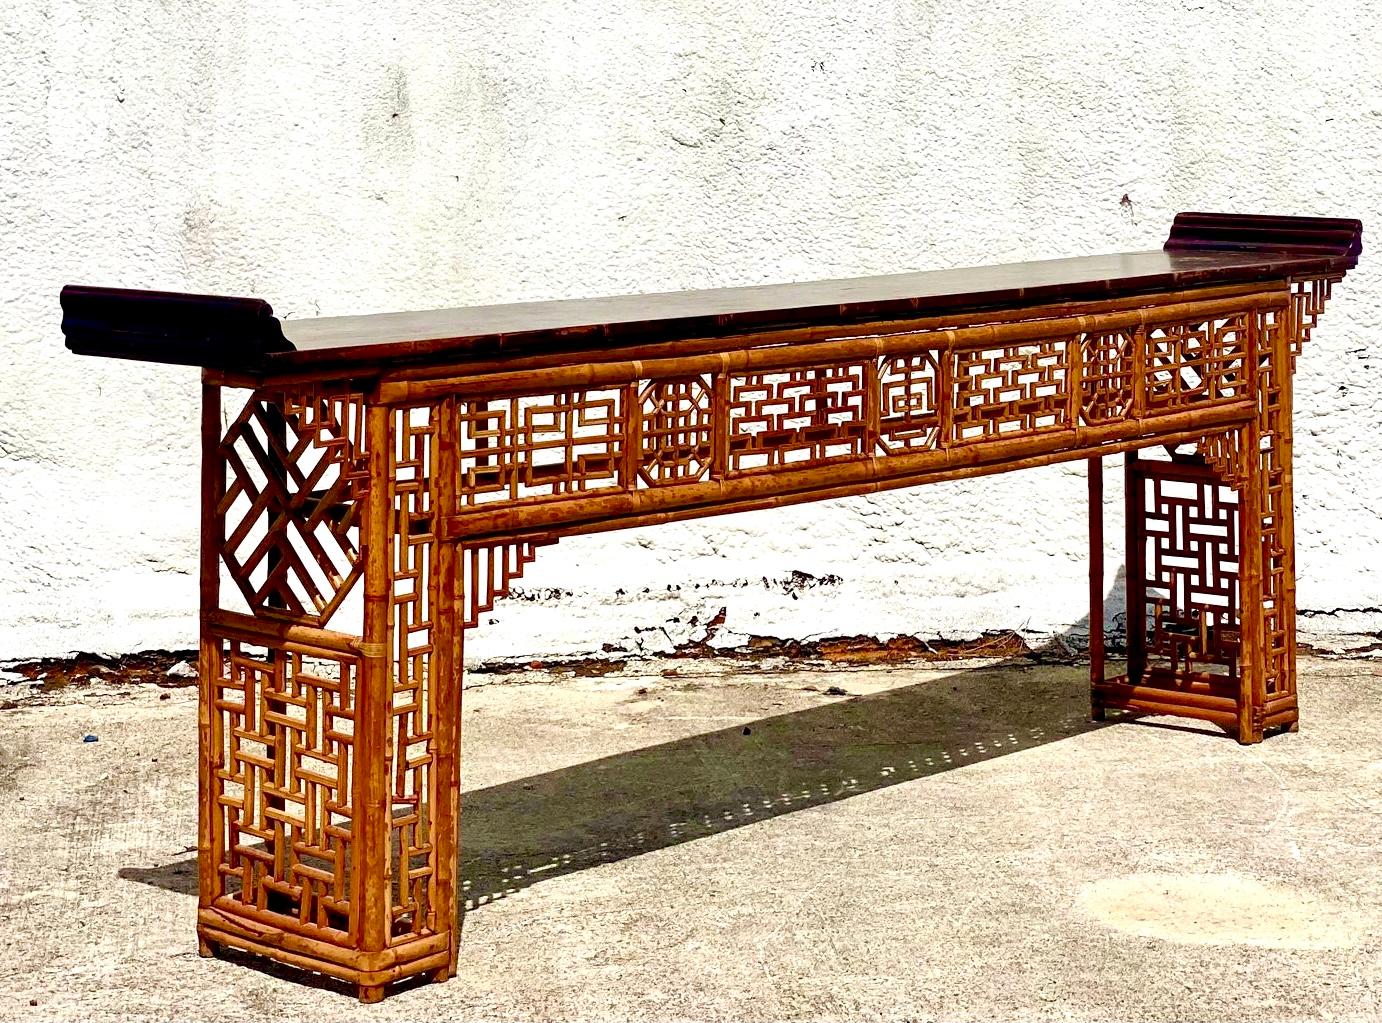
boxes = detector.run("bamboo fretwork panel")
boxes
[440,301,1270,525]
[1289,276,1338,368]
[1131,460,1242,680]
[1114,293,1304,728]
[1252,303,1295,701]
[204,633,361,938]
[217,390,368,623]
[727,365,871,466]
[385,407,438,943]
[461,537,555,629]
[204,398,554,957]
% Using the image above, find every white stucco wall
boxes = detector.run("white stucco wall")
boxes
[2,0,1380,661]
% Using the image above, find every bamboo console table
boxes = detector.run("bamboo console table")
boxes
[62,211,1361,1000]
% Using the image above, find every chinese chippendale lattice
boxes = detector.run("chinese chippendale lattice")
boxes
[58,211,1360,1000]
[201,276,1337,999]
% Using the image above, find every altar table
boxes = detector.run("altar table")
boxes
[61,211,1362,1000]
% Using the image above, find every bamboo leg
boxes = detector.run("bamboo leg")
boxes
[1274,301,1302,736]
[354,403,394,994]
[1088,456,1106,721]
[262,402,289,914]
[196,381,222,954]
[1124,451,1146,687]
[431,397,461,983]
[1238,424,1266,745]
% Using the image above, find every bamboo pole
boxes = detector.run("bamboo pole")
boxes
[936,351,954,447]
[355,403,394,994]
[199,905,449,974]
[710,372,729,481]
[261,401,290,912]
[205,608,366,658]
[1263,704,1299,730]
[1093,696,1239,732]
[1094,680,1240,712]
[1066,336,1084,429]
[202,933,450,990]
[1237,423,1264,744]
[1130,324,1146,418]
[201,901,448,963]
[1088,456,1105,721]
[1124,451,1146,687]
[1277,303,1301,730]
[1237,307,1268,744]
[196,381,222,955]
[429,397,461,981]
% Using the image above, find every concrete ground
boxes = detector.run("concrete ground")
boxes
[1,655,1380,1022]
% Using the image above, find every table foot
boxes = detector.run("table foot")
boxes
[357,984,384,1004]
[197,939,218,959]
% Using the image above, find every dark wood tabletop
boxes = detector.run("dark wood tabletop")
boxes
[61,212,1361,374]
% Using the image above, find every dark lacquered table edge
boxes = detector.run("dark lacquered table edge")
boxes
[59,211,1363,374]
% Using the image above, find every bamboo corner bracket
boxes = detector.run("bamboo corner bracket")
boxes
[60,210,1362,1000]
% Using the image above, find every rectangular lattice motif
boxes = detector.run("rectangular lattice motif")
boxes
[1079,331,1135,424]
[1253,307,1290,697]
[1140,464,1241,676]
[1145,315,1247,408]
[458,390,624,504]
[877,353,941,452]
[727,365,868,472]
[952,340,1069,442]
[389,407,437,942]
[209,636,358,939]
[388,662,434,940]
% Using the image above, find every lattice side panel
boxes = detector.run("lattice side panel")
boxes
[387,407,439,943]
[1255,307,1292,698]
[219,389,367,627]
[726,364,869,472]
[951,339,1069,442]
[1138,463,1241,679]
[206,634,358,942]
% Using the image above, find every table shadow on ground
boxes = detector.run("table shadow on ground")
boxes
[455,656,1117,913]
[120,644,1135,915]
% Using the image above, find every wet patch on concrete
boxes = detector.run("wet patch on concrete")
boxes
[1078,873,1371,949]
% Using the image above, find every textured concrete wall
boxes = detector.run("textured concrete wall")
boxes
[2,0,1380,660]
